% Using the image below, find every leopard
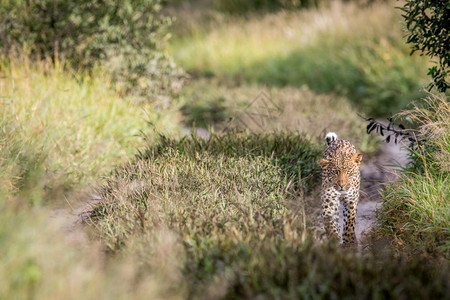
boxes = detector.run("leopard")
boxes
[318,132,363,245]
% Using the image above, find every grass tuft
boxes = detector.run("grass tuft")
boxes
[380,93,450,257]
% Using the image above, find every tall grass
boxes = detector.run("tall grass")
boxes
[0,57,184,298]
[169,1,429,116]
[380,93,450,257]
[0,57,180,203]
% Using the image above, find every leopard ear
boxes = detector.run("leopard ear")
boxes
[352,153,363,165]
[318,159,330,167]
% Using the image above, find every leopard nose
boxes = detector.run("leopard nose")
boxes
[337,183,347,190]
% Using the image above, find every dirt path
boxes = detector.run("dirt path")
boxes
[49,194,101,245]
[354,140,409,246]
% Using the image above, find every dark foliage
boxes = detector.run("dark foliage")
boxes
[361,94,448,176]
[361,115,420,146]
[399,0,450,92]
[212,0,321,15]
[0,0,184,103]
[167,0,386,15]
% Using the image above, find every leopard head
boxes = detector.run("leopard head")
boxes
[319,153,362,191]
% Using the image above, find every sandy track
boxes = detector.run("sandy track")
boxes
[355,140,409,245]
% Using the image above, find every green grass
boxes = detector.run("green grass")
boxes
[90,131,322,251]
[179,79,379,155]
[169,1,429,116]
[0,2,448,297]
[0,57,181,204]
[89,130,449,298]
[380,94,450,257]
[0,56,184,298]
[0,207,187,299]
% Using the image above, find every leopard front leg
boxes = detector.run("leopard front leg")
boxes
[342,189,359,245]
[321,188,340,241]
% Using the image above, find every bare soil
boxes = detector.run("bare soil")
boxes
[355,140,409,246]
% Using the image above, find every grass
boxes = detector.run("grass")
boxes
[88,130,449,298]
[90,131,322,251]
[380,93,450,257]
[0,56,184,298]
[0,1,448,297]
[169,1,429,116]
[179,79,379,155]
[89,131,320,296]
[0,57,180,204]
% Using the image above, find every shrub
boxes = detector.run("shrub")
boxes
[400,0,450,92]
[0,0,184,103]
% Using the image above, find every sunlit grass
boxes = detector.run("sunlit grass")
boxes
[179,79,378,155]
[0,57,180,202]
[0,56,185,298]
[169,1,429,115]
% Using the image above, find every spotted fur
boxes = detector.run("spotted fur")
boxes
[319,133,362,245]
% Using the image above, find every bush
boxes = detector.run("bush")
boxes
[0,0,184,103]
[400,0,450,92]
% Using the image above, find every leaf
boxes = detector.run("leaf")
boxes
[366,122,377,134]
